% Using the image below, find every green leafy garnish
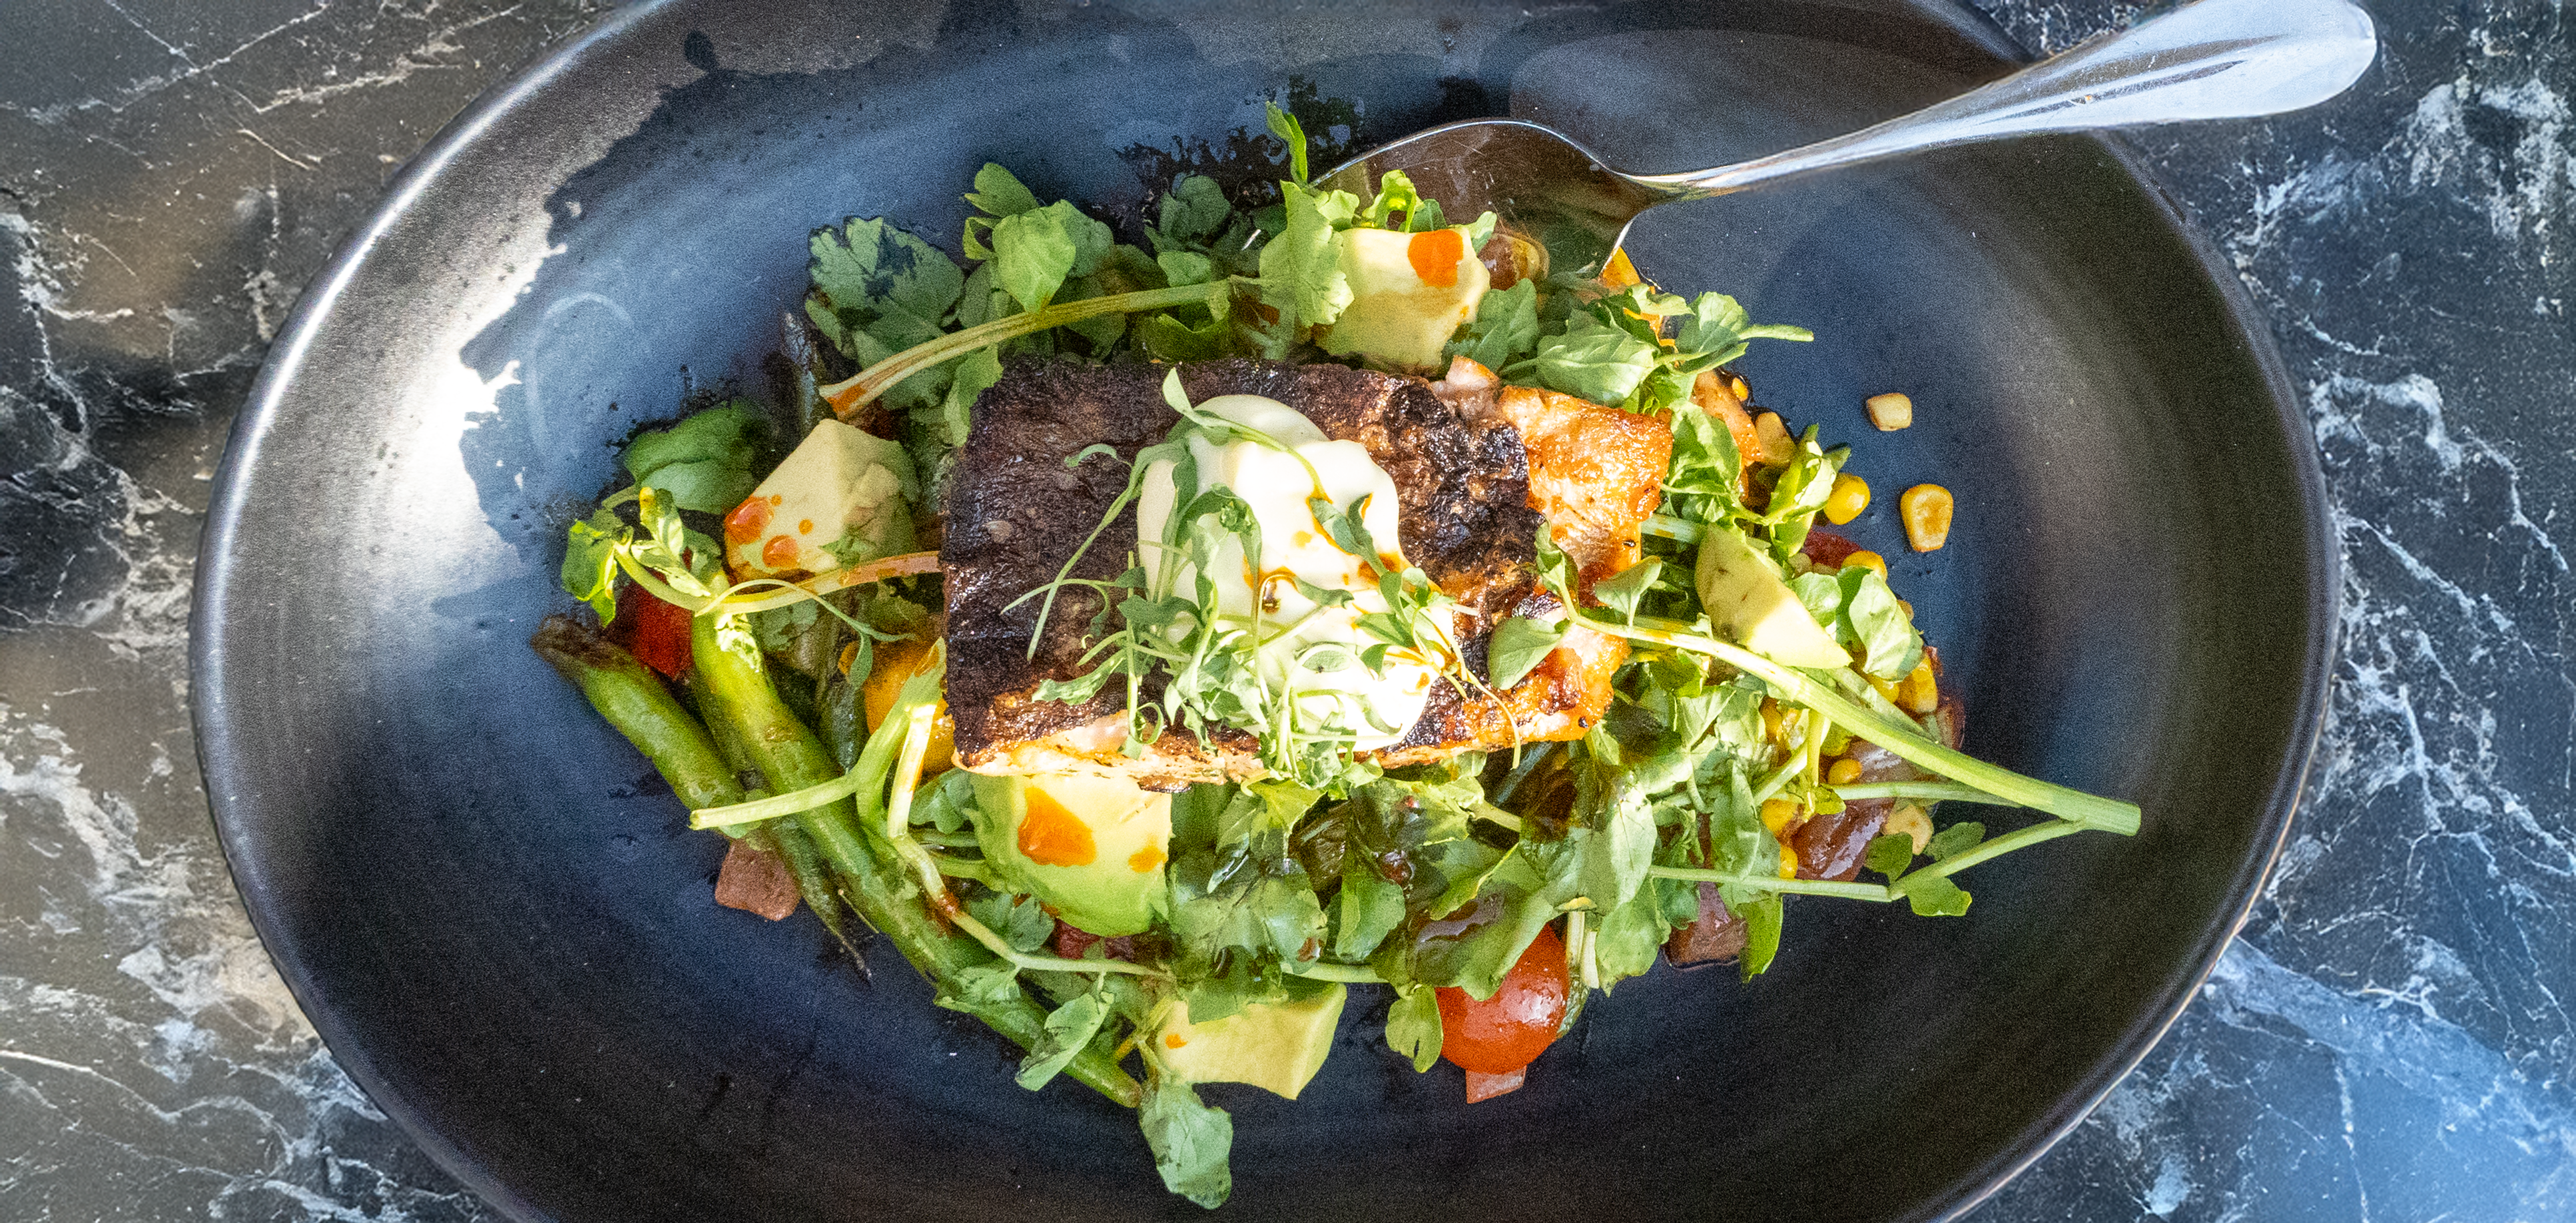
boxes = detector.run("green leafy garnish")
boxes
[1139,1075,1234,1208]
[1486,612,1570,689]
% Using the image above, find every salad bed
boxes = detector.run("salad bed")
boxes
[533,106,2137,1207]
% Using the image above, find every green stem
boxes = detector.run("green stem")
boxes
[693,769,865,829]
[1646,865,1894,901]
[1642,512,1705,544]
[1903,819,2088,885]
[1833,781,1995,804]
[531,615,741,811]
[1574,612,2141,834]
[946,907,1168,979]
[822,281,1229,415]
[1281,959,1385,983]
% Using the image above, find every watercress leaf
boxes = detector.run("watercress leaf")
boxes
[560,512,626,621]
[807,217,964,358]
[1672,290,1814,372]
[1899,871,1973,918]
[940,344,1004,449]
[1445,278,1540,371]
[1042,199,1117,278]
[1706,765,1774,879]
[639,458,759,514]
[1528,311,1661,405]
[966,888,1058,954]
[1789,570,1855,647]
[1579,781,1658,911]
[748,598,820,654]
[1592,887,1670,989]
[934,961,1026,1012]
[1863,832,1917,882]
[1217,781,1321,845]
[622,404,767,484]
[1927,821,1987,861]
[990,206,1079,312]
[1159,174,1233,242]
[1384,984,1443,1072]
[1156,249,1215,287]
[964,162,1042,218]
[1135,311,1231,361]
[1361,169,1424,230]
[909,767,981,835]
[1265,101,1310,183]
[1487,613,1570,690]
[1664,402,1743,521]
[1591,558,1664,623]
[1458,209,1496,251]
[1139,1076,1234,1208]
[1723,887,1785,978]
[1335,857,1406,960]
[1257,181,1355,330]
[1014,989,1112,1090]
[1839,564,1925,681]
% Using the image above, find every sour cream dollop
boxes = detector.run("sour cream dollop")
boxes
[1133,394,1449,751]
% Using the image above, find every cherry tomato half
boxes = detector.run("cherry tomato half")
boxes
[1436,923,1570,1074]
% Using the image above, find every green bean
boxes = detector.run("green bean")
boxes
[769,819,866,971]
[531,615,740,811]
[691,613,1143,1108]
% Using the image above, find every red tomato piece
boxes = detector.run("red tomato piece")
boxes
[1437,923,1570,1076]
[1801,529,1862,567]
[611,583,695,679]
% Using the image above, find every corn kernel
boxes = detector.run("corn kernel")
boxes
[1898,658,1939,714]
[1865,392,1913,430]
[1900,484,1953,552]
[1826,757,1863,785]
[1883,802,1932,853]
[1760,798,1801,835]
[1728,375,1750,400]
[1752,411,1793,464]
[1869,674,1901,703]
[1845,550,1889,579]
[1821,473,1871,525]
[1777,845,1800,878]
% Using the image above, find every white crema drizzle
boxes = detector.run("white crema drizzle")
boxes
[1133,394,1451,751]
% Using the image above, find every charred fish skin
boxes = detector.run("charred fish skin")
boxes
[1173,359,1546,623]
[940,360,1165,766]
[941,357,1642,782]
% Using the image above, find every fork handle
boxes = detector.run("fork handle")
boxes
[1633,0,2376,199]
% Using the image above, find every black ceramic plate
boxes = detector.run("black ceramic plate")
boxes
[192,1,2336,1219]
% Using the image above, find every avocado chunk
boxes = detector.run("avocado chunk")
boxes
[1694,526,1851,669]
[1154,985,1348,1100]
[969,772,1172,937]
[724,418,918,576]
[1319,226,1490,370]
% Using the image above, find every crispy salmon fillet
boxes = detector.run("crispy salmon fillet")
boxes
[1429,357,1676,595]
[942,358,1670,786]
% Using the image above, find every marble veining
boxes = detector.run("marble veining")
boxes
[3,0,2568,1219]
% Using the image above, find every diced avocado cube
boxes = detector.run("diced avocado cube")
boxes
[968,772,1172,937]
[1319,226,1490,370]
[725,419,918,576]
[1153,985,1347,1100]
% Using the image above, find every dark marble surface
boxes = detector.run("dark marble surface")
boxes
[3,0,2567,1218]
